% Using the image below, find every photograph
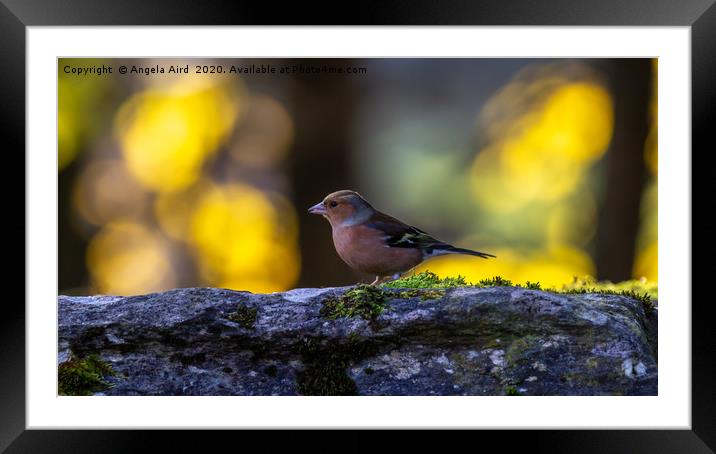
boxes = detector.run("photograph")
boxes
[57,57,658,397]
[6,2,705,446]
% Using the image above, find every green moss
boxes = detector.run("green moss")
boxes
[505,335,539,365]
[556,278,655,314]
[560,371,579,383]
[559,276,657,299]
[58,353,117,396]
[381,271,514,289]
[319,283,446,320]
[321,269,659,318]
[297,360,357,396]
[395,289,445,300]
[382,271,469,289]
[505,385,521,396]
[320,284,388,320]
[381,271,518,289]
[227,304,258,328]
[381,271,656,312]
[383,271,656,314]
[556,277,657,313]
[478,276,513,287]
[619,290,655,313]
[295,336,380,396]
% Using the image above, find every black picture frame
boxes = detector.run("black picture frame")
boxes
[4,1,708,452]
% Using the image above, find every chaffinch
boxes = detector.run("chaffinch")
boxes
[309,190,495,285]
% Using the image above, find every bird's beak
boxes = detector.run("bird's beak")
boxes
[308,202,327,215]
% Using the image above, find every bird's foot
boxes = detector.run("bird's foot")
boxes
[369,274,402,285]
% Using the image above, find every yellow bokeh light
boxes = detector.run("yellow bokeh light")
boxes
[501,137,584,201]
[58,60,112,171]
[469,147,524,213]
[635,59,658,279]
[414,246,594,287]
[644,129,658,176]
[471,80,613,212]
[114,79,241,193]
[58,106,79,170]
[188,183,300,293]
[412,243,594,288]
[539,83,613,163]
[633,241,658,282]
[464,65,620,286]
[154,179,216,242]
[86,220,176,295]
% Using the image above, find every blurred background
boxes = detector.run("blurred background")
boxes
[58,58,657,295]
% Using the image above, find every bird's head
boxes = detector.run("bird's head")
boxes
[308,190,374,227]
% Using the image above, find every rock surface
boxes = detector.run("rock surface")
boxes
[58,286,657,395]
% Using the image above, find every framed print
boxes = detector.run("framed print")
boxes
[5,0,710,451]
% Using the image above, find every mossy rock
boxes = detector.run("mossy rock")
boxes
[58,353,117,396]
[58,283,657,396]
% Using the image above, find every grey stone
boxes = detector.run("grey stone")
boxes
[58,286,657,396]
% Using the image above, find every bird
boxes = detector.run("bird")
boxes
[308,190,495,285]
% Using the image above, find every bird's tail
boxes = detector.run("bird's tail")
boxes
[430,245,496,259]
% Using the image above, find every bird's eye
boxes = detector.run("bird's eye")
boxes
[329,201,338,208]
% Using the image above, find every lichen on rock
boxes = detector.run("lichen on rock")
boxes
[319,284,388,320]
[226,304,258,328]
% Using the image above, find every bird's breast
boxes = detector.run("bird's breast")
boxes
[331,224,422,275]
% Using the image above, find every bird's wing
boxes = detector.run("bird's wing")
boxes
[364,212,452,252]
[364,211,496,259]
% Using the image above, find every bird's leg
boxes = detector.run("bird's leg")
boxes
[370,274,402,285]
